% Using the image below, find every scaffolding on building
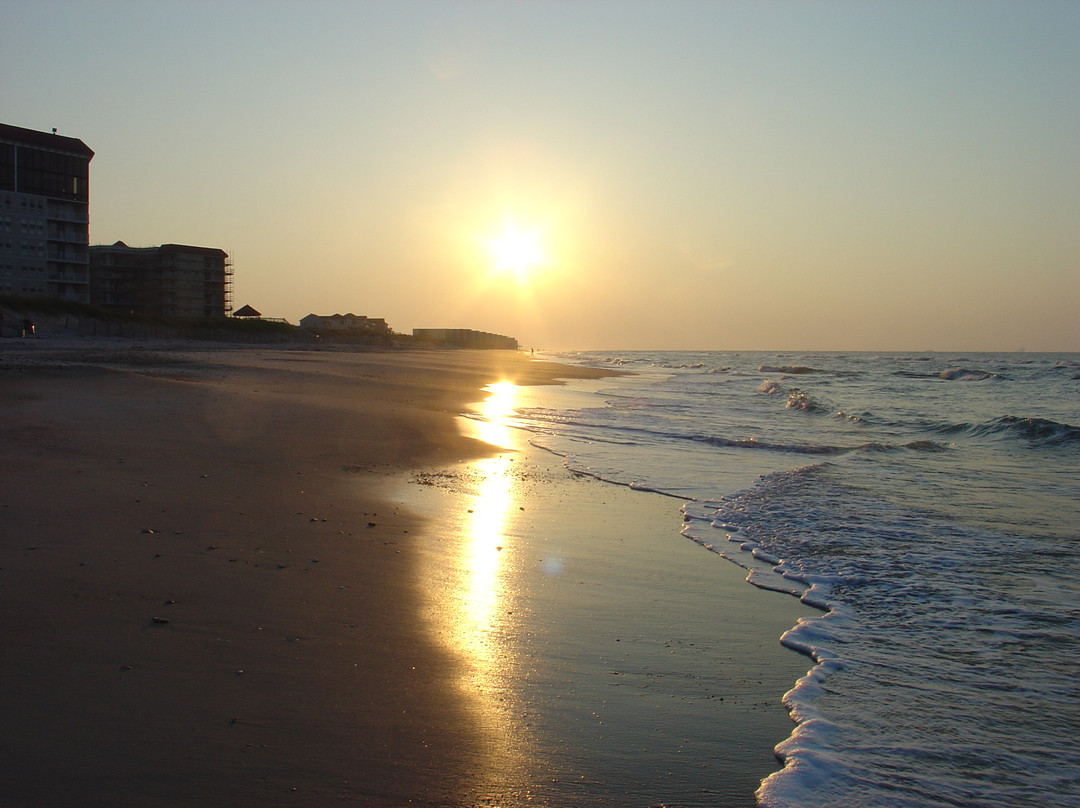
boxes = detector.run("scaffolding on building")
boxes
[224,252,234,315]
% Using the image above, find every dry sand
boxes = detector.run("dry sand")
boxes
[0,341,810,807]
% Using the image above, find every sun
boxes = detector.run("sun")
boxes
[487,223,544,281]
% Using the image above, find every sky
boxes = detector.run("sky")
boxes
[3,0,1078,351]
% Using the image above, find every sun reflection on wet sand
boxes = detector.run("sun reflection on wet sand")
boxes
[414,381,536,799]
[456,386,516,669]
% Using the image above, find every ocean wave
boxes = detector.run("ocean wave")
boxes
[707,460,1080,808]
[903,439,948,452]
[759,379,784,395]
[786,389,828,413]
[892,370,939,379]
[929,415,1080,446]
[658,361,707,369]
[992,416,1080,445]
[761,380,862,422]
[521,405,948,456]
[858,440,948,453]
[694,435,845,455]
[759,364,820,375]
[835,410,868,424]
[892,367,1004,381]
[939,368,1004,381]
[691,434,946,456]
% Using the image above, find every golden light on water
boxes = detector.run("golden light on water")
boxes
[457,381,518,666]
[414,380,534,790]
[457,454,512,664]
[473,380,518,444]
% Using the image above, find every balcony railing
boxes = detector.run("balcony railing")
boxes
[46,207,89,224]
[47,228,89,244]
[48,253,88,265]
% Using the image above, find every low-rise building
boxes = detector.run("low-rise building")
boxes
[412,328,518,350]
[88,241,232,318]
[300,312,390,335]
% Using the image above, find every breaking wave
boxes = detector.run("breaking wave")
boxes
[928,415,1080,446]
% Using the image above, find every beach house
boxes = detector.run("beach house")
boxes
[299,313,390,335]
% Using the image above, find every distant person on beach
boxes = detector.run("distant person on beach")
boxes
[21,319,34,338]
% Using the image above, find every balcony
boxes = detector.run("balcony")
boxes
[47,208,89,224]
[47,271,89,284]
[47,227,89,244]
[48,248,88,263]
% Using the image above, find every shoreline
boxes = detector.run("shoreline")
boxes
[395,378,813,806]
[0,342,809,806]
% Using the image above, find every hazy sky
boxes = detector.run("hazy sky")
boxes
[3,1,1077,351]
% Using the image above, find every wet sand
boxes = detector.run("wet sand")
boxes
[398,388,813,807]
[0,344,601,807]
[0,342,810,807]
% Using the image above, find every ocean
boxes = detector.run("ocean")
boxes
[504,351,1080,808]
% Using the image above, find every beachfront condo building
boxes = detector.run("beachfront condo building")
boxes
[0,123,95,302]
[88,241,233,318]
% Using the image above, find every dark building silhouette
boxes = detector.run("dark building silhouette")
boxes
[412,328,518,349]
[0,123,95,301]
[89,241,232,318]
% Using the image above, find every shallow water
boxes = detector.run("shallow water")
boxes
[512,351,1080,808]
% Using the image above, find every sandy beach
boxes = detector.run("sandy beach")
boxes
[0,342,810,807]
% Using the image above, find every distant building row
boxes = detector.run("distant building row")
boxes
[1,122,232,318]
[4,122,520,338]
[413,328,518,350]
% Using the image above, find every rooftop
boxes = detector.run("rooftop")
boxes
[0,122,95,158]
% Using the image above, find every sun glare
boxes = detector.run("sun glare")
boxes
[487,223,544,281]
